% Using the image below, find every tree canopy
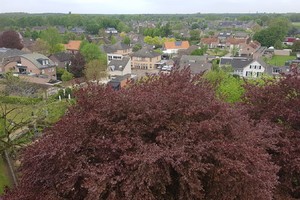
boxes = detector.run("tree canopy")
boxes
[241,71,300,198]
[3,70,278,200]
[0,30,23,50]
[253,17,291,47]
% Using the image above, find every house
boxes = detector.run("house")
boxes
[225,38,248,49]
[65,40,81,54]
[239,41,261,58]
[265,66,290,76]
[105,28,118,34]
[177,45,199,58]
[56,26,68,34]
[218,21,244,29]
[108,57,131,77]
[70,27,86,35]
[49,52,72,69]
[200,37,219,49]
[130,48,161,69]
[179,55,212,74]
[0,48,27,74]
[218,32,232,40]
[219,57,266,78]
[102,41,132,56]
[107,74,132,90]
[3,53,57,84]
[163,41,190,54]
[283,37,299,46]
[233,32,249,39]
[21,38,36,53]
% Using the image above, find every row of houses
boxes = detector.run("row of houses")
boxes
[0,37,296,90]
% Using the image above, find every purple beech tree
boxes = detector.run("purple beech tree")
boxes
[241,72,300,198]
[69,52,86,78]
[3,70,278,200]
[0,30,23,50]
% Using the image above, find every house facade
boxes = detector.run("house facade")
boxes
[130,48,161,69]
[0,48,26,74]
[220,57,265,78]
[4,53,57,83]
[108,57,131,77]
[239,41,261,57]
[49,52,72,69]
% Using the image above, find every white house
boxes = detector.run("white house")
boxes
[219,57,266,78]
[108,57,131,77]
[163,41,190,54]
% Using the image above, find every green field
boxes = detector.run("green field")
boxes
[0,98,72,194]
[266,55,296,66]
[292,22,300,28]
[0,157,11,194]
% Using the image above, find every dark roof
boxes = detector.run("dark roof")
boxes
[50,52,72,62]
[0,48,27,64]
[101,41,131,53]
[220,57,253,69]
[108,57,130,71]
[131,48,161,58]
[179,55,212,74]
[218,32,232,38]
[70,27,85,34]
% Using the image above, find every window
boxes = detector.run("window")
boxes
[246,71,252,77]
[273,68,282,74]
[259,66,261,69]
[113,56,122,60]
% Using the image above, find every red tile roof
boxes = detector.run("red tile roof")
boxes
[65,40,82,51]
[200,37,219,44]
[164,41,190,50]
[226,38,247,45]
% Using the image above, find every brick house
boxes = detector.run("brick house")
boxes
[130,48,161,70]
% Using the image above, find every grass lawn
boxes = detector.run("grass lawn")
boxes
[0,157,11,194]
[0,99,71,194]
[266,55,296,66]
[292,22,300,28]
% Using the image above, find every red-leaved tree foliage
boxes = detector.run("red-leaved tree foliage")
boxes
[3,70,278,200]
[69,52,86,78]
[241,72,300,198]
[0,30,24,50]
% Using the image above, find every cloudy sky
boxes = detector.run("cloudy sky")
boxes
[0,0,299,14]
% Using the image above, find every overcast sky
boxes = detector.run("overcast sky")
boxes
[0,0,299,14]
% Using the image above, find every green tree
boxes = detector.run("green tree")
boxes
[61,70,74,82]
[132,43,142,52]
[40,27,62,54]
[122,36,131,45]
[110,35,117,44]
[80,43,102,62]
[253,17,291,47]
[191,49,204,56]
[190,29,200,41]
[32,39,50,56]
[204,68,244,103]
[84,59,107,81]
